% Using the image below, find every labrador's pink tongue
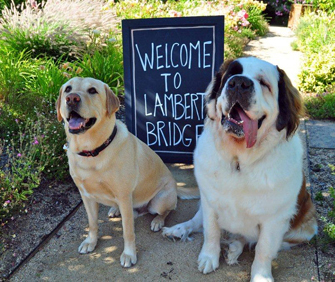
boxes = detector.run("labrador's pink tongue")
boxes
[236,107,258,148]
[69,117,86,130]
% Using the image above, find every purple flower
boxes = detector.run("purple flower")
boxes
[17,153,22,157]
[32,137,39,145]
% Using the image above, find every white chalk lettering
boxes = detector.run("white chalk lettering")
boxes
[203,41,212,69]
[144,94,152,116]
[165,44,171,69]
[161,73,171,92]
[157,121,168,146]
[135,43,154,71]
[156,44,164,70]
[147,92,205,121]
[145,121,195,148]
[146,122,157,146]
[170,43,179,68]
[173,72,182,89]
[182,124,192,147]
[190,93,199,120]
[174,94,184,121]
[154,94,165,117]
[180,44,188,67]
[184,93,191,119]
[164,94,175,118]
[189,41,201,69]
[135,41,213,71]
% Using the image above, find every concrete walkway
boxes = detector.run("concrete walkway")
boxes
[10,26,335,282]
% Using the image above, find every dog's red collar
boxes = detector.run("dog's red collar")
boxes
[77,125,118,157]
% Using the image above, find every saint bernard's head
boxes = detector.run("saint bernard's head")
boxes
[206,57,304,149]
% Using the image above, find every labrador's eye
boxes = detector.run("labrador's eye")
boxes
[88,87,98,94]
[65,86,72,93]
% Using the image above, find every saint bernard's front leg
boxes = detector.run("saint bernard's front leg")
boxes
[251,219,290,282]
[197,194,221,274]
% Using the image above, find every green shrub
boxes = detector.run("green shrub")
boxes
[73,40,124,96]
[312,0,335,13]
[0,0,118,61]
[295,12,335,94]
[245,5,269,36]
[304,92,335,119]
[0,113,67,226]
[298,46,335,94]
[322,186,335,241]
[294,12,335,54]
[0,47,32,106]
[23,57,73,108]
[0,2,84,61]
[0,47,66,116]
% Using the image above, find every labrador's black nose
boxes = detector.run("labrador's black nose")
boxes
[66,93,81,108]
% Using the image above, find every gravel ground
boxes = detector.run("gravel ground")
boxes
[309,148,335,282]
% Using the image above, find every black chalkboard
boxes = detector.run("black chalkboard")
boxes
[122,16,224,163]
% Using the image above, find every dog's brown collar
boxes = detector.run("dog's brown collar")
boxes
[77,125,118,157]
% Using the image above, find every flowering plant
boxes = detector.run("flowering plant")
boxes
[268,0,312,17]
[267,0,292,16]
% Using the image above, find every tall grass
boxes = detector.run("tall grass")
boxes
[74,40,124,96]
[0,0,118,61]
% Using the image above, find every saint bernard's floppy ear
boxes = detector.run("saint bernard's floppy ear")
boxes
[105,84,120,117]
[56,86,63,122]
[276,67,304,139]
[206,59,235,120]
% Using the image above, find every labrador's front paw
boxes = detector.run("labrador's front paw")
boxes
[120,250,137,268]
[78,237,97,254]
[108,206,121,218]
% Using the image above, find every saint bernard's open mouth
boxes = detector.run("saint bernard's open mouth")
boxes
[67,111,96,134]
[221,103,266,148]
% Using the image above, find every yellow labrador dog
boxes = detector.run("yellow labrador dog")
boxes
[56,77,179,267]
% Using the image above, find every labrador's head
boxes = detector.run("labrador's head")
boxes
[56,77,119,134]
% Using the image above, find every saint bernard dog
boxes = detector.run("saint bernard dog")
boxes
[163,57,317,281]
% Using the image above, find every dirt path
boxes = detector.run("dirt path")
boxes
[244,26,302,86]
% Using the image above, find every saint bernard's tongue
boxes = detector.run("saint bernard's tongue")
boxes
[235,107,258,148]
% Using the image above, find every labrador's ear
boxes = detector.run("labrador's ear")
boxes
[276,67,304,138]
[105,84,120,117]
[56,86,63,122]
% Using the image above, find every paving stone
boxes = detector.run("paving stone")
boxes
[306,120,335,149]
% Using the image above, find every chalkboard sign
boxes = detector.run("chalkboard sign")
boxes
[122,16,224,163]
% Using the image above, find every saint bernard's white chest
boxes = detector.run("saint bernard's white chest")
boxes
[193,127,303,240]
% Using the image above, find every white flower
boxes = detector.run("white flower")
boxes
[92,29,101,36]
